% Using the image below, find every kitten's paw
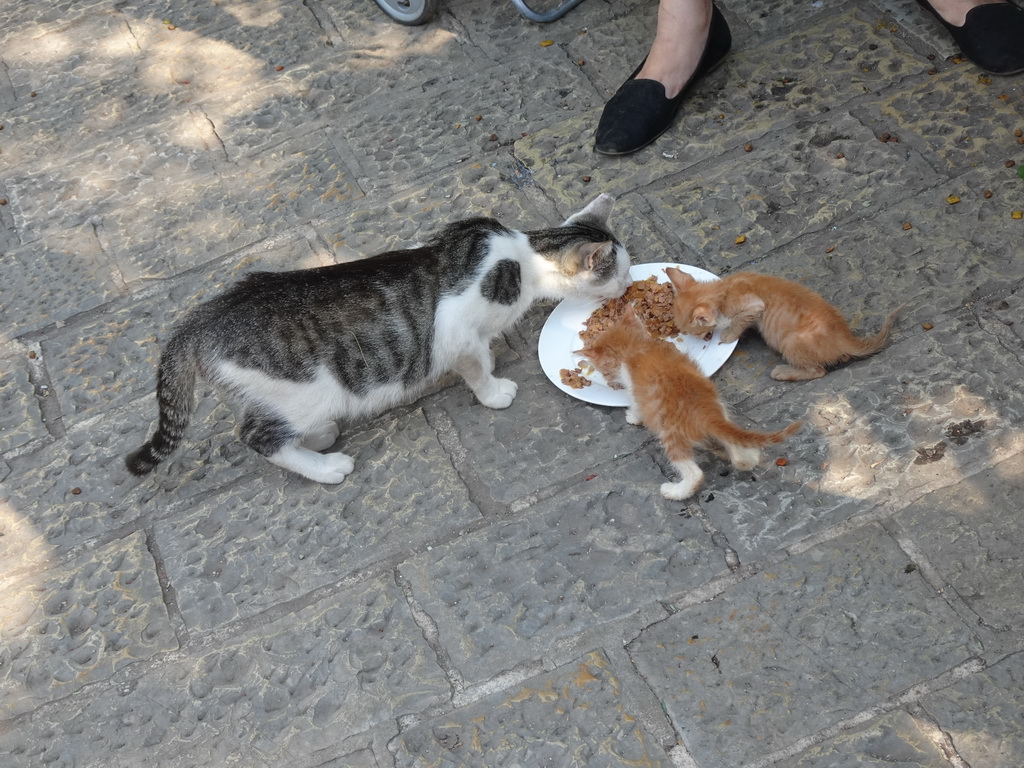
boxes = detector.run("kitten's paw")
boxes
[660,480,700,500]
[625,407,642,425]
[730,446,761,471]
[308,452,355,484]
[718,330,739,344]
[301,422,340,452]
[477,378,518,409]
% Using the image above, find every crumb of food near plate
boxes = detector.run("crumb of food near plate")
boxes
[560,367,592,389]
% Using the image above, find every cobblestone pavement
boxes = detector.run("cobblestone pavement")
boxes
[2,0,1023,766]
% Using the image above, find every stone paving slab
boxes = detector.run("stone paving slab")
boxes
[0,529,177,719]
[0,573,447,767]
[154,406,482,632]
[647,109,943,264]
[715,312,1024,560]
[325,54,602,192]
[1,226,122,340]
[312,164,550,262]
[770,708,952,768]
[400,452,722,684]
[39,233,323,427]
[630,524,979,767]
[0,399,188,573]
[0,350,47,454]
[0,10,139,103]
[393,650,671,767]
[9,129,361,282]
[919,651,1024,768]
[895,452,1024,633]
[3,0,1024,766]
[713,163,1024,338]
[516,7,932,211]
[873,67,1024,173]
[432,359,654,505]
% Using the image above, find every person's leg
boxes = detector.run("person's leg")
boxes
[594,0,730,155]
[635,0,713,99]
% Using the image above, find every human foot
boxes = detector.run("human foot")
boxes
[917,0,1024,75]
[594,1,731,155]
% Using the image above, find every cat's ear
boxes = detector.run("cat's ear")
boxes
[576,240,614,271]
[564,194,615,227]
[692,306,715,326]
[665,267,696,293]
[618,304,646,332]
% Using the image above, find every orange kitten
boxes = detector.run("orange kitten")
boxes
[665,268,902,381]
[578,309,801,500]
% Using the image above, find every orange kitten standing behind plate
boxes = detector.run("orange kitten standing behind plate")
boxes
[665,268,902,381]
[578,308,801,500]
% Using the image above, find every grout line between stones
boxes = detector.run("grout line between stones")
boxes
[906,701,974,768]
[740,657,987,768]
[393,565,466,703]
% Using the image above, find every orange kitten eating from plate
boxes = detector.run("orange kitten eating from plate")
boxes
[665,268,901,381]
[577,308,801,500]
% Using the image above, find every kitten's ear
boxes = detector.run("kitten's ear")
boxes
[665,267,696,293]
[564,194,615,226]
[693,306,715,326]
[619,304,645,332]
[576,240,614,271]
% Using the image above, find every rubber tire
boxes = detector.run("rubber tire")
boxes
[373,0,440,25]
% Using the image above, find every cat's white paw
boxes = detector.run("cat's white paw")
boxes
[306,452,355,484]
[272,445,355,484]
[625,407,642,425]
[660,480,700,500]
[477,377,518,409]
[730,446,761,471]
[661,460,703,500]
[301,422,340,452]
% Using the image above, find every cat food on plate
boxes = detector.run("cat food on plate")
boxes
[579,276,679,346]
[537,262,738,408]
[559,367,592,389]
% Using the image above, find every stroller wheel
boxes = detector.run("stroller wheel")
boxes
[374,0,440,25]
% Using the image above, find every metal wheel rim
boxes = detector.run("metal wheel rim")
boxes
[375,0,434,24]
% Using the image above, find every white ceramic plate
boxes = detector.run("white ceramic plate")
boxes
[538,262,736,406]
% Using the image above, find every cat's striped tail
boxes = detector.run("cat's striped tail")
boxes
[712,418,803,449]
[125,332,199,476]
[847,305,903,358]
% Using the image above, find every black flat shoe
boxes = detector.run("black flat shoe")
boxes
[594,3,731,156]
[916,0,1024,75]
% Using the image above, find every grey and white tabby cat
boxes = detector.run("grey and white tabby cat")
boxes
[126,194,631,483]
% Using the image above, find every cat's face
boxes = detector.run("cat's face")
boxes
[666,267,717,340]
[535,194,632,301]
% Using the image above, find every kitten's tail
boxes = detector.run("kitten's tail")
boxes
[846,305,903,359]
[125,332,199,476]
[711,418,803,449]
